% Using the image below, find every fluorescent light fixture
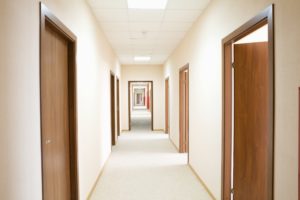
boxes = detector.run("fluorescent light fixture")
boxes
[127,0,168,10]
[134,56,151,62]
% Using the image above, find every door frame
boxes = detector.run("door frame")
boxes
[110,72,116,145]
[117,77,120,136]
[221,5,274,200]
[165,77,170,134]
[128,81,154,131]
[40,3,79,199]
[179,64,189,154]
[299,87,300,200]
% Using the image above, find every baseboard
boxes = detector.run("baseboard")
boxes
[169,137,179,152]
[86,153,111,199]
[188,164,217,200]
[153,129,165,132]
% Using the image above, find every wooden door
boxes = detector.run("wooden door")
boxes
[179,66,189,153]
[41,20,71,200]
[233,42,269,200]
[165,78,169,134]
[117,78,120,136]
[110,74,116,145]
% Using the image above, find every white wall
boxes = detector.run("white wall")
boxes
[164,0,300,199]
[121,65,164,131]
[0,0,120,199]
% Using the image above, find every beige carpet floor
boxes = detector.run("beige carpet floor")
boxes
[90,132,212,200]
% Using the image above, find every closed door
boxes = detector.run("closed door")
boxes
[117,78,120,136]
[233,42,269,199]
[165,78,169,134]
[41,22,71,200]
[179,67,189,153]
[110,74,116,145]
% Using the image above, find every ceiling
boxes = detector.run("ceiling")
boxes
[86,0,211,64]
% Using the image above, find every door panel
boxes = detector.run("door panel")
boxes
[185,70,189,153]
[117,78,120,136]
[233,42,269,200]
[111,74,116,145]
[165,78,169,134]
[41,23,71,200]
[179,67,189,153]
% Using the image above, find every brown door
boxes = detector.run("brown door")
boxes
[233,42,270,200]
[165,78,169,134]
[110,74,116,145]
[41,21,71,200]
[117,78,120,136]
[179,66,189,153]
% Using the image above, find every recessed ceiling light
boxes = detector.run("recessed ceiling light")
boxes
[127,0,168,10]
[134,56,151,62]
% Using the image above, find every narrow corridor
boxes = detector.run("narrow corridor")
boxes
[131,109,152,131]
[90,131,212,200]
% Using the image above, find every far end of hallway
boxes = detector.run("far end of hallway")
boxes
[89,131,212,200]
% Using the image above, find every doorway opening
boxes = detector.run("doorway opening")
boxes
[40,4,79,199]
[179,65,189,155]
[128,81,153,132]
[222,5,274,200]
[165,77,170,134]
[110,72,116,146]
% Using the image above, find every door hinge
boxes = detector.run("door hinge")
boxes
[231,62,235,68]
[230,188,234,195]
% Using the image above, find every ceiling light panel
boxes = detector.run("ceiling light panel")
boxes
[127,0,168,10]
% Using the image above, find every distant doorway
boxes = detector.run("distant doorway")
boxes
[128,81,153,131]
[179,65,189,154]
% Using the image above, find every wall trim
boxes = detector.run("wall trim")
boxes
[86,153,111,199]
[188,164,216,200]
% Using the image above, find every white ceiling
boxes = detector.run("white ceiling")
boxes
[86,0,211,64]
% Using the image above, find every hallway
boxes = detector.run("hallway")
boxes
[90,131,212,200]
[1,0,300,199]
[131,109,152,131]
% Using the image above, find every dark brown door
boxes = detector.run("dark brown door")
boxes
[165,78,169,134]
[41,22,71,200]
[117,78,120,136]
[179,66,189,153]
[110,74,116,145]
[233,42,269,200]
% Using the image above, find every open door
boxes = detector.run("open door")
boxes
[165,78,169,134]
[222,5,274,200]
[233,42,269,199]
[179,65,189,153]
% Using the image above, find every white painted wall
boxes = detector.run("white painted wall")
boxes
[121,65,164,131]
[0,0,120,199]
[164,0,300,199]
